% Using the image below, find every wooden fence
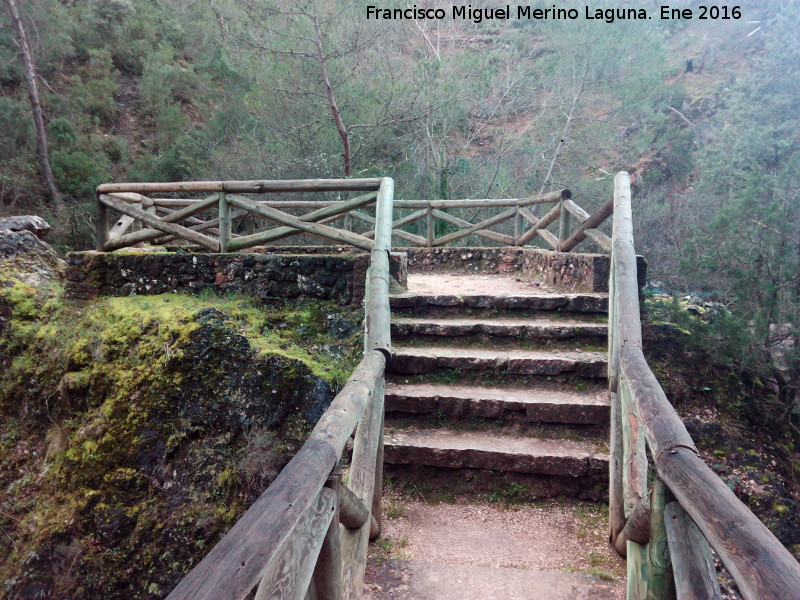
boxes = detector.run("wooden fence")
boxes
[607,171,800,600]
[94,183,612,253]
[113,178,396,600]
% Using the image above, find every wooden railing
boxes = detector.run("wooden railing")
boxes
[384,190,612,250]
[94,184,612,253]
[97,178,396,600]
[607,172,800,600]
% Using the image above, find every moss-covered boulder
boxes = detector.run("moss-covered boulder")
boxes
[0,249,361,598]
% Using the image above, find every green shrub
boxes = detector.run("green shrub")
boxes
[51,149,111,200]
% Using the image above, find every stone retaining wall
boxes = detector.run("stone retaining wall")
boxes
[65,250,408,305]
[401,247,527,274]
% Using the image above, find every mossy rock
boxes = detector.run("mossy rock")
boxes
[0,256,362,598]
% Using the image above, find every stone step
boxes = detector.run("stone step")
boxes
[384,428,608,479]
[389,346,608,378]
[385,383,609,425]
[365,561,622,600]
[391,317,608,343]
[390,292,607,314]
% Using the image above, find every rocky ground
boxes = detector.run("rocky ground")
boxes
[0,219,363,599]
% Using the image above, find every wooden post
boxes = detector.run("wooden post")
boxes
[95,192,108,251]
[313,470,343,600]
[647,478,675,600]
[664,502,723,600]
[558,199,571,251]
[426,207,434,247]
[609,389,626,553]
[370,406,384,541]
[218,191,231,252]
[514,205,524,245]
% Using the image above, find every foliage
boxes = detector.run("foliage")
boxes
[682,4,800,412]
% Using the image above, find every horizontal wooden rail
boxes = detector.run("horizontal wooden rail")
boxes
[97,178,382,194]
[392,189,568,209]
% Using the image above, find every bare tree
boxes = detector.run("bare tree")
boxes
[3,0,63,209]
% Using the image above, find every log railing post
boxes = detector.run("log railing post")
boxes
[218,191,231,252]
[426,206,434,247]
[514,205,524,245]
[95,192,108,251]
[313,468,344,600]
[647,478,675,600]
[558,198,571,251]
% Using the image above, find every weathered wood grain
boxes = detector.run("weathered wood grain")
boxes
[615,490,651,556]
[97,179,382,194]
[99,194,219,251]
[254,487,336,600]
[562,199,590,222]
[340,376,385,600]
[104,194,220,251]
[620,377,647,516]
[363,209,426,240]
[517,203,561,246]
[313,474,343,600]
[307,352,385,459]
[628,540,649,600]
[584,228,612,253]
[663,502,722,600]
[339,484,370,530]
[647,479,675,600]
[166,440,337,600]
[226,192,377,251]
[432,208,517,247]
[218,192,231,252]
[559,196,614,252]
[431,209,515,246]
[227,195,374,251]
[609,389,626,554]
[392,189,568,209]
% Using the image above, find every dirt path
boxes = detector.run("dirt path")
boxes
[407,273,546,295]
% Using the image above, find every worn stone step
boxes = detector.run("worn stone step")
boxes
[365,561,623,600]
[384,428,608,479]
[389,346,608,378]
[390,292,608,314]
[391,317,608,343]
[385,383,609,425]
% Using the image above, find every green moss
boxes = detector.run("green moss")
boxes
[0,282,362,599]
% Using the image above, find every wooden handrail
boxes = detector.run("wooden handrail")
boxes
[97,178,383,194]
[608,171,800,600]
[157,178,395,600]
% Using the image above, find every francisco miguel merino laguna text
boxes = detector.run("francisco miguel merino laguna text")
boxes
[366,5,743,23]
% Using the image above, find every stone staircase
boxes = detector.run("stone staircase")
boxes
[365,275,623,599]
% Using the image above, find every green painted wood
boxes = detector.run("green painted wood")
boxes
[647,479,676,600]
[627,540,649,600]
[218,192,231,252]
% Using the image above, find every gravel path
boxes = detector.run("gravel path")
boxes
[377,494,625,577]
[407,273,546,295]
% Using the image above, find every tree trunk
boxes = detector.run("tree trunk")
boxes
[4,0,63,209]
[311,11,351,177]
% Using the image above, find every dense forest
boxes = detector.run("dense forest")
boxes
[1,0,797,421]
